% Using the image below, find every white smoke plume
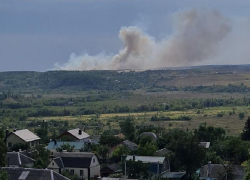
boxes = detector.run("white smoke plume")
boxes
[54,9,231,70]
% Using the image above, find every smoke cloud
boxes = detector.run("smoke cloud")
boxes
[54,9,232,70]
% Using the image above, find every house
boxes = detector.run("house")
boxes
[47,140,85,153]
[125,155,170,175]
[199,162,245,180]
[161,172,186,180]
[7,151,35,167]
[5,129,40,151]
[199,142,211,149]
[140,132,157,142]
[155,148,172,156]
[122,140,138,151]
[57,128,90,142]
[101,163,122,177]
[47,152,100,180]
[0,167,70,180]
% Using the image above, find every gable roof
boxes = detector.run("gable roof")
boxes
[161,172,186,178]
[7,152,35,166]
[122,140,138,151]
[9,129,40,142]
[101,163,121,173]
[47,141,84,150]
[1,167,70,180]
[53,152,96,168]
[66,128,90,140]
[140,132,157,141]
[155,148,172,156]
[53,157,64,168]
[199,164,245,179]
[114,133,125,139]
[126,155,165,164]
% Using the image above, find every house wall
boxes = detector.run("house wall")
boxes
[47,159,62,173]
[90,155,101,177]
[6,134,26,150]
[64,167,88,179]
[6,133,39,150]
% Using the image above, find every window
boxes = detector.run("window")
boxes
[80,170,84,176]
[52,163,54,166]
[31,141,35,146]
[8,142,12,148]
[93,158,95,163]
[66,169,69,173]
[70,170,74,175]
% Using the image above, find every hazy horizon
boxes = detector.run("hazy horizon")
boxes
[1,0,250,71]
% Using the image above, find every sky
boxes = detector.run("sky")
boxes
[1,0,250,71]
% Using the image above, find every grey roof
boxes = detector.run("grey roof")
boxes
[199,164,245,179]
[0,167,70,180]
[155,148,172,156]
[52,152,96,168]
[122,140,138,151]
[126,155,165,164]
[161,172,186,178]
[53,157,64,168]
[7,152,35,166]
[140,132,157,141]
[67,128,90,140]
[103,163,122,172]
[91,135,101,144]
[199,142,210,149]
[47,141,84,150]
[11,129,40,142]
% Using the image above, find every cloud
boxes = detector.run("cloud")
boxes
[54,9,232,70]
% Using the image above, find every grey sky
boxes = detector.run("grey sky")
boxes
[1,0,250,71]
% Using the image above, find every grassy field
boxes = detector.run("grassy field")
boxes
[28,106,249,136]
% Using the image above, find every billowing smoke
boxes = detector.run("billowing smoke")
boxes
[54,9,231,70]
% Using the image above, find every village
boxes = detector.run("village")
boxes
[1,116,248,180]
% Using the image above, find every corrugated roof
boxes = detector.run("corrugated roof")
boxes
[53,152,96,168]
[0,167,70,180]
[12,129,40,142]
[126,155,165,164]
[67,128,90,140]
[122,140,138,151]
[161,172,186,178]
[47,141,84,150]
[7,152,35,166]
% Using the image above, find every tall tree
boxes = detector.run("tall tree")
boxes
[119,116,135,140]
[0,129,6,167]
[242,117,250,141]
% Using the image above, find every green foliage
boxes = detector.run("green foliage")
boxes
[0,129,6,167]
[32,145,50,168]
[100,134,122,147]
[212,137,250,164]
[56,143,75,152]
[96,145,109,162]
[194,125,225,143]
[239,112,245,120]
[137,142,157,156]
[112,145,131,162]
[36,129,49,144]
[242,117,250,141]
[124,160,150,179]
[10,143,28,152]
[0,171,8,180]
[119,116,135,140]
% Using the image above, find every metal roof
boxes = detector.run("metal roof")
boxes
[47,141,84,150]
[67,128,90,140]
[126,155,165,164]
[161,172,186,178]
[12,129,40,142]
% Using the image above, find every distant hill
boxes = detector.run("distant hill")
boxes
[1,64,250,93]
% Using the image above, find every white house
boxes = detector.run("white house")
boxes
[57,128,90,142]
[47,152,100,180]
